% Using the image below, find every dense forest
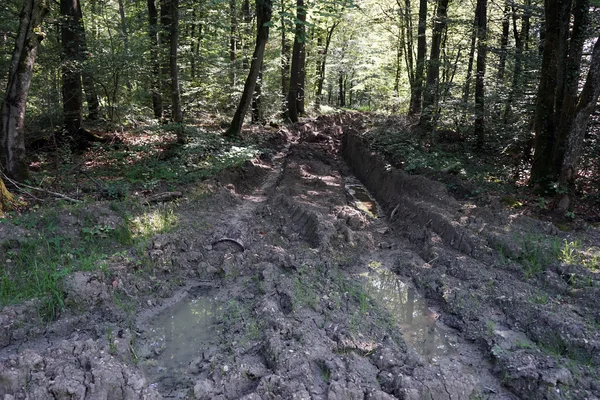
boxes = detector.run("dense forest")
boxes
[0,0,599,210]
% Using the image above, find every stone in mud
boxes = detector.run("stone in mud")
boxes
[327,381,364,400]
[193,379,214,399]
[64,272,110,307]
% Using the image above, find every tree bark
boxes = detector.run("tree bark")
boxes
[409,0,427,115]
[315,22,338,109]
[474,0,487,148]
[503,0,530,123]
[555,36,600,212]
[226,0,273,138]
[251,62,263,123]
[148,0,162,118]
[552,0,589,174]
[287,0,306,122]
[60,0,84,138]
[229,0,238,88]
[462,10,477,105]
[77,4,100,120]
[281,1,290,113]
[420,0,450,130]
[530,0,560,186]
[497,0,510,82]
[169,0,182,127]
[117,0,131,91]
[1,0,47,181]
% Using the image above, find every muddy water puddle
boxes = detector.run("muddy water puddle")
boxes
[142,293,222,390]
[361,268,456,361]
[345,178,379,217]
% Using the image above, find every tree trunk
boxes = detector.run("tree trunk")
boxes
[117,0,131,91]
[287,0,306,122]
[420,0,450,130]
[251,62,263,123]
[60,0,84,138]
[169,0,182,128]
[409,0,427,115]
[226,0,272,138]
[503,0,530,123]
[530,0,560,186]
[497,0,510,82]
[315,22,338,109]
[462,10,477,105]
[552,0,589,174]
[281,1,290,113]
[229,0,238,88]
[555,36,600,212]
[78,9,100,121]
[1,0,47,181]
[148,0,162,118]
[242,0,251,70]
[338,72,345,107]
[159,0,170,118]
[474,0,487,148]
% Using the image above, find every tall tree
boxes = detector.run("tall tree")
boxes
[1,0,47,181]
[168,0,182,129]
[148,0,162,118]
[497,0,510,82]
[420,0,450,130]
[409,0,427,115]
[474,0,487,148]
[60,0,84,138]
[530,0,589,187]
[287,0,307,122]
[315,21,339,109]
[281,0,291,113]
[226,0,273,137]
[555,36,600,212]
[229,0,238,87]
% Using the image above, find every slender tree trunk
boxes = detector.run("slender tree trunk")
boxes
[1,0,47,182]
[287,0,306,122]
[338,72,345,107]
[409,0,427,115]
[530,0,560,186]
[148,0,162,118]
[474,0,487,148]
[229,0,238,87]
[242,0,251,70]
[117,0,131,91]
[420,0,450,129]
[462,10,478,105]
[251,62,263,123]
[226,0,273,137]
[77,6,100,121]
[503,0,530,123]
[315,22,338,109]
[281,2,290,113]
[555,36,600,212]
[169,0,182,128]
[159,0,171,118]
[60,0,84,138]
[497,0,510,82]
[288,0,306,122]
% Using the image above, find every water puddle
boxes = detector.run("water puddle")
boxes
[361,268,456,361]
[345,178,379,217]
[142,293,222,389]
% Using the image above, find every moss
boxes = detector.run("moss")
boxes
[0,177,15,212]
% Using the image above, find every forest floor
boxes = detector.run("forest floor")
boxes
[0,113,599,399]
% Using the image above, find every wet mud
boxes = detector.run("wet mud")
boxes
[1,114,598,399]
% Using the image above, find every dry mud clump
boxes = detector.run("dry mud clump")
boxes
[0,114,598,399]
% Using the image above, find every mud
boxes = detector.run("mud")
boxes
[1,113,598,399]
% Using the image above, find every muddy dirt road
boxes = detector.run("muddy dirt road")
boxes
[1,114,599,399]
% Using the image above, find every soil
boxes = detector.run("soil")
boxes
[1,113,599,399]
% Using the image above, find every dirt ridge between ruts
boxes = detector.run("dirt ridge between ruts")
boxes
[340,116,600,400]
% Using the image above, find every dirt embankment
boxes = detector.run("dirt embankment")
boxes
[1,114,599,399]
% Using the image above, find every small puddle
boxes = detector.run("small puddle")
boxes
[345,178,379,217]
[142,293,222,389]
[361,268,456,361]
